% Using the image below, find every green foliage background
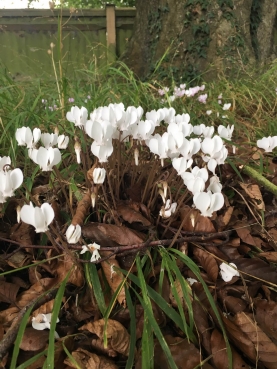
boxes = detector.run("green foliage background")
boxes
[28,0,136,8]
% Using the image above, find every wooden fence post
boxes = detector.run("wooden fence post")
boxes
[106,4,116,63]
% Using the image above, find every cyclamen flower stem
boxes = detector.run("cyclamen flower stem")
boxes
[52,166,74,217]
[241,165,277,198]
[103,163,117,210]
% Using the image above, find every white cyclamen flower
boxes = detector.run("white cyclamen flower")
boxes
[193,191,224,217]
[218,125,234,140]
[219,262,239,282]
[57,135,69,149]
[222,103,231,111]
[91,141,113,163]
[41,133,58,148]
[66,106,88,128]
[93,168,106,184]
[16,127,41,149]
[172,157,193,176]
[0,168,23,203]
[80,242,101,262]
[66,224,81,244]
[257,136,277,152]
[159,199,177,218]
[32,313,59,339]
[20,203,54,233]
[29,147,61,171]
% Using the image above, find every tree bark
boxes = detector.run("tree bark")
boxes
[122,0,277,81]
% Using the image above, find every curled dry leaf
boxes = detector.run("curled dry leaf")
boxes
[233,312,277,369]
[210,328,248,369]
[16,278,54,310]
[79,319,130,357]
[255,299,277,340]
[10,222,35,249]
[82,222,145,246]
[55,254,84,287]
[258,251,277,263]
[64,348,119,369]
[71,191,92,226]
[116,203,151,226]
[20,327,49,351]
[235,221,258,247]
[0,307,20,325]
[193,248,218,283]
[5,250,32,269]
[100,252,126,306]
[239,182,265,211]
[218,290,247,314]
[216,206,234,229]
[31,299,55,319]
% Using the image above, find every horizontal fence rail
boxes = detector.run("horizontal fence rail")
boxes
[0,7,135,79]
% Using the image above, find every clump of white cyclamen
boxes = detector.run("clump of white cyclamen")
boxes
[20,203,54,233]
[29,147,61,171]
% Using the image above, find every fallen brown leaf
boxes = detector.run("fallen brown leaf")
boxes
[180,206,216,233]
[117,203,151,226]
[100,252,126,306]
[255,299,277,340]
[239,182,265,210]
[19,327,49,351]
[79,319,130,356]
[211,328,248,369]
[234,258,277,284]
[193,248,218,283]
[0,281,19,304]
[64,347,119,369]
[233,312,277,369]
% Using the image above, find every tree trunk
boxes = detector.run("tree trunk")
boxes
[122,0,277,81]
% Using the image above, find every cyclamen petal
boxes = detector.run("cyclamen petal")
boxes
[20,203,54,233]
[0,156,11,171]
[93,168,106,184]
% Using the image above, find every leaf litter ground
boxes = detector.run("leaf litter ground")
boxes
[1,120,277,368]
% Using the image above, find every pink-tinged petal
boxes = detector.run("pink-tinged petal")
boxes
[10,168,23,191]
[210,192,224,212]
[41,203,54,227]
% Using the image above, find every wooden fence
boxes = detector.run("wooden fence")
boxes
[0,6,136,79]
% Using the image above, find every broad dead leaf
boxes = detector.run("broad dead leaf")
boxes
[239,182,265,210]
[235,221,258,247]
[233,312,277,369]
[192,301,211,354]
[82,222,145,246]
[5,250,32,268]
[193,248,218,282]
[64,348,118,369]
[117,203,151,226]
[0,307,19,325]
[255,299,277,340]
[234,258,277,284]
[211,328,248,368]
[79,319,130,356]
[100,252,126,306]
[20,327,49,351]
[258,251,277,263]
[216,206,234,229]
